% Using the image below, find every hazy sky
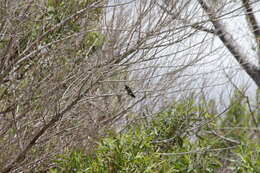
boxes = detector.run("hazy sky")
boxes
[107,0,259,110]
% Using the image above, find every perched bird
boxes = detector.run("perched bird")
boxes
[124,85,136,98]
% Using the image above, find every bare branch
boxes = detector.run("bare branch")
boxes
[197,0,260,88]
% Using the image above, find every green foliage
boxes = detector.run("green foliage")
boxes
[225,90,248,126]
[44,0,102,42]
[233,143,260,172]
[50,93,259,173]
[81,31,105,50]
[52,150,91,172]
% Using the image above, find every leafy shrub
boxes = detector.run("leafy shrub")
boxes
[50,92,259,173]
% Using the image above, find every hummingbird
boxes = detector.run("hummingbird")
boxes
[124,85,136,98]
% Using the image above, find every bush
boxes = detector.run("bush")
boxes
[50,92,259,172]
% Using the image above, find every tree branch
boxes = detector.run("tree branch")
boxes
[241,0,260,65]
[197,0,260,88]
[1,75,102,173]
